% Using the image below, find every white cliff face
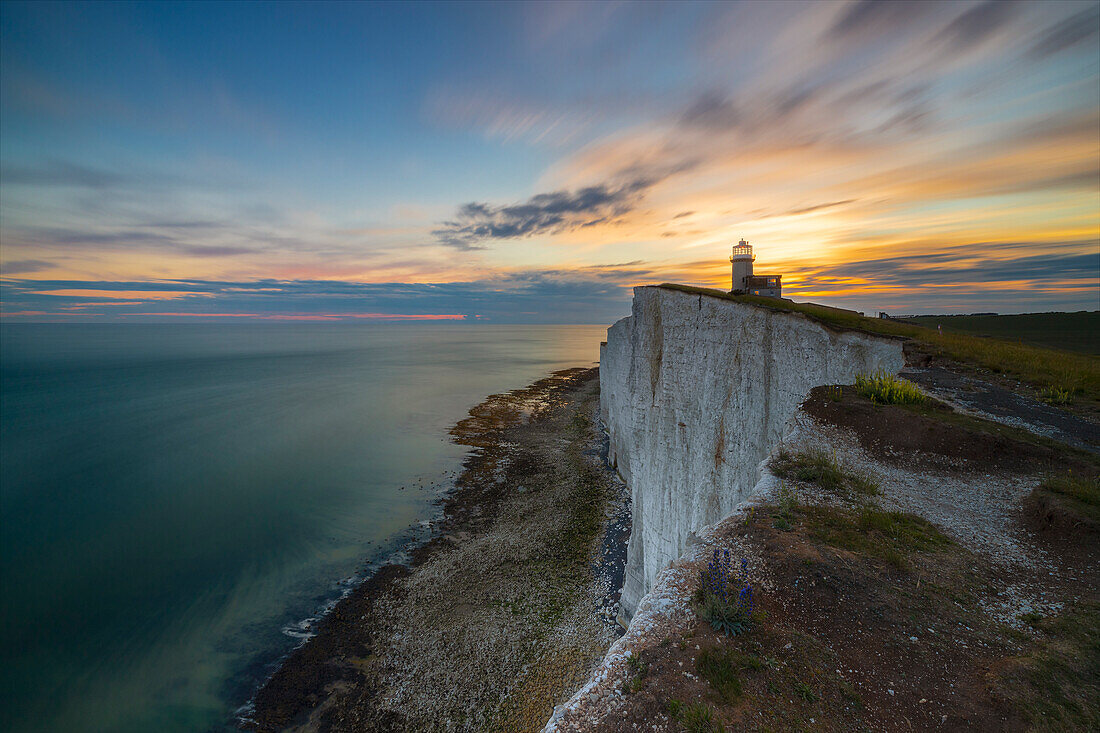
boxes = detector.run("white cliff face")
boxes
[600,286,904,617]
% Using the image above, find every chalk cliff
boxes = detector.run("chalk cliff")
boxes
[600,286,905,617]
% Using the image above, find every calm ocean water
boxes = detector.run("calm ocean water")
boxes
[0,322,607,733]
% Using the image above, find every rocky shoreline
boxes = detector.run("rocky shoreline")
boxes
[246,367,628,732]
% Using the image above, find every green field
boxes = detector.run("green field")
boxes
[905,312,1100,355]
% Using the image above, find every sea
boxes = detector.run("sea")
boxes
[0,322,608,733]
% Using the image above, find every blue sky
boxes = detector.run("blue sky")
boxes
[1,0,1098,321]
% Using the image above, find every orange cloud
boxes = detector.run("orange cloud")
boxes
[122,312,467,320]
[29,289,214,300]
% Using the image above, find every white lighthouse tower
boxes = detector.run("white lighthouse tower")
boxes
[730,239,783,297]
[729,239,754,293]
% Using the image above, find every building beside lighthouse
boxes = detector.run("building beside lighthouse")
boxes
[729,239,782,297]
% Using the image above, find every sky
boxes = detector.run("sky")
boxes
[1,0,1097,323]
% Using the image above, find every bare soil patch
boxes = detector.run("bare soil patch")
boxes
[802,385,1097,475]
[589,492,1098,732]
[589,505,1029,732]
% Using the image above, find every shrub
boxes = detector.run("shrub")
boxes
[855,370,926,405]
[772,484,798,529]
[1039,385,1073,406]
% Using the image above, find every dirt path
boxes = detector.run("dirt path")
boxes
[247,368,628,732]
[902,366,1100,453]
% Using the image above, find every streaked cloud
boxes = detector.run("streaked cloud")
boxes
[0,274,636,323]
[1,161,140,189]
[1029,3,1100,58]
[1,260,54,276]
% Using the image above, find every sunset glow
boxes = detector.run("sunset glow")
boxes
[1,0,1097,321]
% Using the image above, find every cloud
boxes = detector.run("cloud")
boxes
[675,84,832,137]
[934,1,1019,53]
[0,273,638,323]
[6,235,1095,323]
[142,219,227,230]
[680,92,742,131]
[780,200,857,217]
[1029,3,1100,59]
[433,177,663,250]
[828,0,935,41]
[768,239,1100,314]
[1,160,136,189]
[174,245,256,258]
[1,226,251,258]
[10,228,179,246]
[424,89,593,146]
[811,248,1099,288]
[1,260,54,275]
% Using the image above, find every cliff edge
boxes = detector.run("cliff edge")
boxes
[601,285,904,617]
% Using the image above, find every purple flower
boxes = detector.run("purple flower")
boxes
[737,585,754,615]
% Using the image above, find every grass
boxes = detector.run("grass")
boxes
[695,648,765,703]
[854,371,926,405]
[772,485,798,530]
[624,652,649,693]
[800,504,955,570]
[769,447,879,499]
[793,680,817,703]
[657,284,1100,407]
[990,602,1100,729]
[769,484,955,567]
[680,701,726,733]
[904,312,1100,355]
[1030,472,1100,531]
[666,699,726,732]
[695,649,744,703]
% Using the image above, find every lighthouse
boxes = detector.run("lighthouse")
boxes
[730,239,754,293]
[729,239,783,297]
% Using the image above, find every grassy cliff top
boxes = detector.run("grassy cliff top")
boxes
[655,283,1100,411]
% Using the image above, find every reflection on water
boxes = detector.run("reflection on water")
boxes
[0,322,607,732]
